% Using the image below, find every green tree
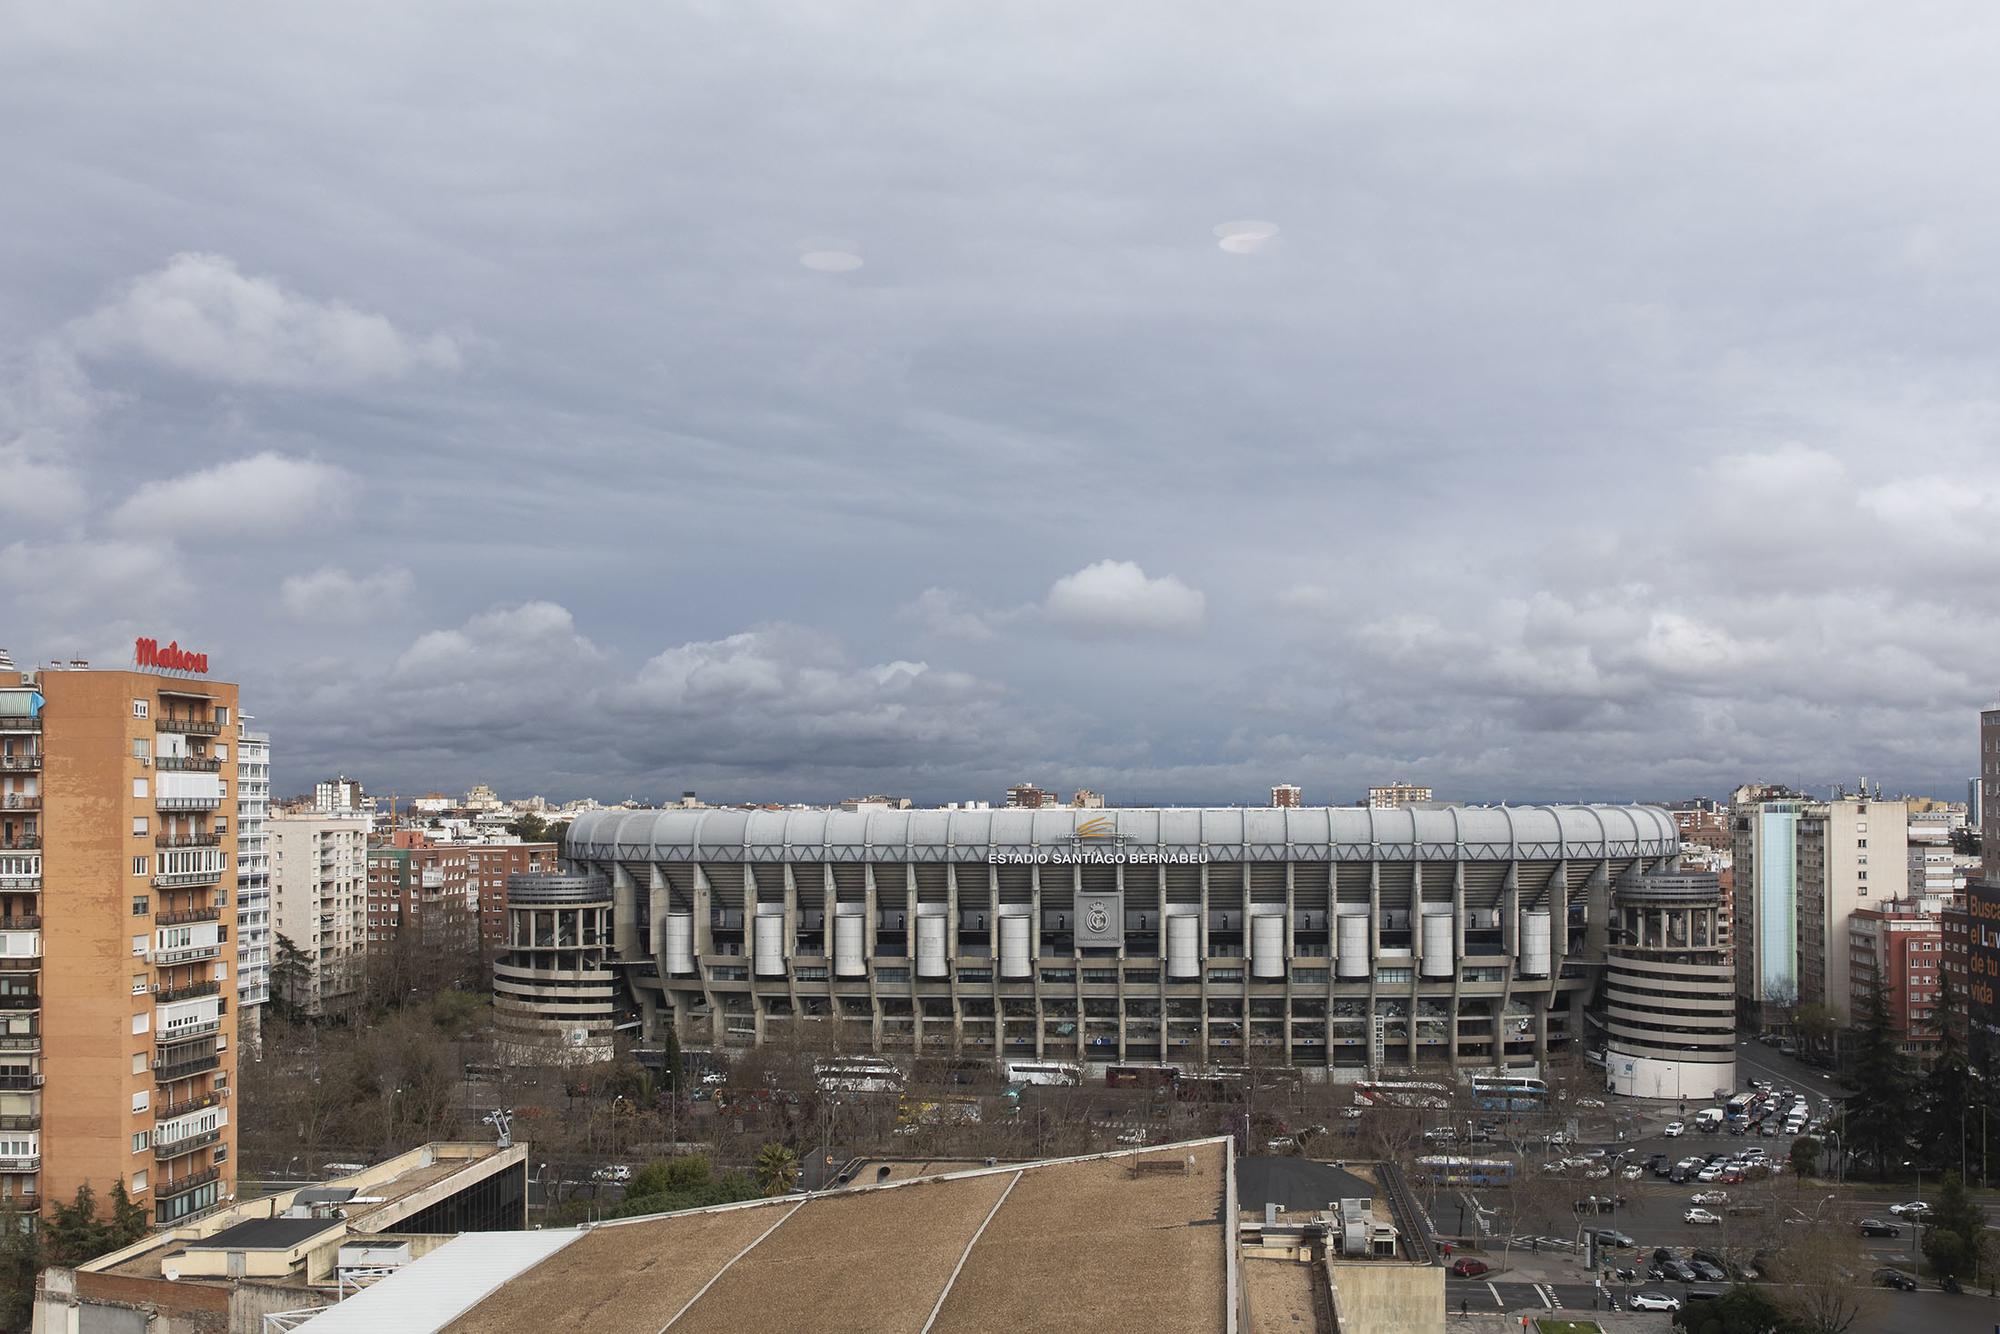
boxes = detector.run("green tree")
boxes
[1916,969,1974,1171]
[1842,968,1913,1176]
[1920,1171,1989,1282]
[1673,1282,1799,1334]
[104,1179,149,1251]
[270,932,312,1020]
[756,1142,800,1196]
[41,1184,109,1269]
[0,1201,41,1334]
[1790,1134,1822,1179]
[506,812,551,843]
[610,1153,761,1219]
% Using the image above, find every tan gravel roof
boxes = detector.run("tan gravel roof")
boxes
[436,1138,1233,1334]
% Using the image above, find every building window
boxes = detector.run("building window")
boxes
[131,1131,150,1153]
[131,1171,147,1194]
[131,1051,146,1074]
[132,737,150,761]
[131,1092,148,1114]
[132,897,148,916]
[132,700,149,719]
[132,857,147,877]
[214,707,228,725]
[132,817,148,836]
[132,934,146,956]
[131,1012,148,1034]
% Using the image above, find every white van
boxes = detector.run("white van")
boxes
[1693,1108,1725,1132]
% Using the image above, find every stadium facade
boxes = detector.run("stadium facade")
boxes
[556,804,1696,1078]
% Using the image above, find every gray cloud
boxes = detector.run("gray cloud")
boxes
[2,3,1997,804]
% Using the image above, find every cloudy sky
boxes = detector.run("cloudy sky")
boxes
[5,3,1997,806]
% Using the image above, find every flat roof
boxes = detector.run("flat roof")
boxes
[188,1218,341,1251]
[91,1143,521,1281]
[308,1138,1235,1334]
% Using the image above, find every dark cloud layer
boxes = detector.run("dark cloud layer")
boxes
[3,3,1996,804]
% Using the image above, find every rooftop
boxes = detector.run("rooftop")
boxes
[88,1142,524,1283]
[299,1138,1237,1334]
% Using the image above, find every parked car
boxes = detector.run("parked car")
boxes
[1684,1207,1722,1225]
[1889,1201,1930,1218]
[1874,1267,1920,1292]
[591,1164,632,1183]
[1620,1164,1644,1181]
[1690,1190,1727,1206]
[1576,1097,1606,1109]
[1593,1229,1636,1249]
[1859,1219,1902,1238]
[1663,1121,1685,1137]
[1628,1292,1682,1313]
[1688,1259,1728,1282]
[1690,1249,1734,1278]
[1450,1258,1491,1279]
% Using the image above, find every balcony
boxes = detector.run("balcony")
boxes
[0,755,40,772]
[0,836,38,853]
[152,943,221,966]
[155,756,221,773]
[0,918,40,931]
[154,1128,220,1160]
[152,979,220,1004]
[155,716,219,737]
[156,1165,222,1197]
[0,1073,43,1092]
[156,832,222,850]
[156,795,222,812]
[0,1114,40,1132]
[0,1151,38,1172]
[0,717,40,734]
[156,1020,222,1045]
[155,905,221,926]
[156,1090,221,1121]
[0,1035,40,1053]
[0,795,38,813]
[153,1051,220,1081]
[0,859,38,892]
[0,995,38,1012]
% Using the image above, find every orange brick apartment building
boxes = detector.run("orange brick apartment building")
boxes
[1,651,238,1225]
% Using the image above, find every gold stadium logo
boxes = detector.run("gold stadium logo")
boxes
[1076,816,1114,839]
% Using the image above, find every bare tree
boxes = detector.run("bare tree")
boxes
[1765,1222,1884,1334]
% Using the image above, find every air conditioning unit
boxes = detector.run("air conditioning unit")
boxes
[141,758,151,768]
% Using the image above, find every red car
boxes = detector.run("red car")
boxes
[1451,1258,1492,1279]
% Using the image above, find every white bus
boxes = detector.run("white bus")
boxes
[1002,1059,1082,1087]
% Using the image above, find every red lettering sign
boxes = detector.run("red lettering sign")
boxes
[134,638,209,675]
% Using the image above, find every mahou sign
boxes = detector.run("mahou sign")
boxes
[135,637,209,674]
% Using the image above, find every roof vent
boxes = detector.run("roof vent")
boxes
[0,649,12,670]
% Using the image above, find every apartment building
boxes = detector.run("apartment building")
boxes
[1798,798,1908,1022]
[0,653,239,1225]
[1365,783,1432,809]
[313,775,366,817]
[466,843,558,957]
[1269,784,1302,809]
[234,723,271,1056]
[366,844,472,956]
[1003,783,1059,809]
[1732,794,1906,1027]
[1849,906,1943,1060]
[270,813,370,1019]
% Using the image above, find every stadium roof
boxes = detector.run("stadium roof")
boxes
[298,1139,1238,1334]
[566,803,1677,863]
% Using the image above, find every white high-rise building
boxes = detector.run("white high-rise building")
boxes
[270,813,371,1018]
[234,722,271,1054]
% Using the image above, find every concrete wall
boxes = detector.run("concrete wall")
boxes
[1326,1260,1443,1334]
